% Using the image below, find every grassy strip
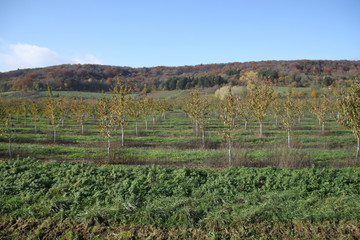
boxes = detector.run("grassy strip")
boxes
[1,142,356,167]
[0,158,359,239]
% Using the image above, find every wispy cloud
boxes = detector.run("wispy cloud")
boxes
[0,43,102,72]
[73,54,102,65]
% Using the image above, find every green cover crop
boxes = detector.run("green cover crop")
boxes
[0,159,358,235]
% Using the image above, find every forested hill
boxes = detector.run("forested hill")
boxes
[0,60,359,92]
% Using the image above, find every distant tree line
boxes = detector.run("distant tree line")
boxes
[0,60,359,92]
[162,75,228,90]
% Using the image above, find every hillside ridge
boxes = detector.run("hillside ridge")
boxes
[0,60,359,92]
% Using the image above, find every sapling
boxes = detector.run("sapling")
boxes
[31,100,41,133]
[70,98,89,135]
[44,85,62,143]
[311,94,330,134]
[0,106,14,159]
[111,77,131,147]
[336,83,360,162]
[220,87,237,165]
[248,82,275,137]
[97,96,116,163]
[279,90,300,148]
[183,90,210,147]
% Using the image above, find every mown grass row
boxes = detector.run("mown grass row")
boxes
[0,158,359,239]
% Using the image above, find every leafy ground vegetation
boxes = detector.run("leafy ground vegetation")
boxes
[0,158,359,239]
[0,81,359,239]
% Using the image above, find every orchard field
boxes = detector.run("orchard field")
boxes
[0,105,359,168]
[0,84,359,167]
[0,83,359,239]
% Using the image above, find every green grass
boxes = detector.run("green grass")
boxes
[115,148,224,164]
[0,158,358,239]
[273,86,312,96]
[0,90,139,100]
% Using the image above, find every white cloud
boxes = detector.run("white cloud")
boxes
[0,43,65,71]
[73,54,102,65]
[0,43,102,72]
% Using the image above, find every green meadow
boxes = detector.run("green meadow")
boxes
[0,89,359,239]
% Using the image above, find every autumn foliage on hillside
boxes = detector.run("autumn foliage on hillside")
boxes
[0,60,359,92]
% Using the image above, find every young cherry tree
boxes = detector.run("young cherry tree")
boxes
[149,98,161,126]
[279,90,300,148]
[271,98,282,127]
[159,99,171,120]
[336,83,360,162]
[183,90,201,137]
[111,78,131,147]
[142,96,154,130]
[248,82,275,137]
[0,104,14,159]
[70,98,89,135]
[236,97,252,130]
[311,93,330,134]
[97,96,116,163]
[31,100,41,133]
[44,85,62,143]
[58,97,70,128]
[13,101,22,123]
[220,87,237,165]
[183,90,210,147]
[127,99,142,136]
[21,100,30,127]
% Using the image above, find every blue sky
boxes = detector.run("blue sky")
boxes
[0,0,359,72]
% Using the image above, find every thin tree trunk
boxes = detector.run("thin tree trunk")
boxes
[135,122,138,136]
[8,138,12,159]
[244,120,248,130]
[259,122,263,137]
[163,112,166,120]
[356,135,359,162]
[121,126,124,147]
[195,121,199,137]
[53,126,56,144]
[275,116,278,126]
[202,128,205,148]
[107,138,111,163]
[81,124,84,135]
[152,117,155,125]
[228,142,232,166]
[321,122,325,134]
[287,131,291,148]
[61,119,64,128]
[145,120,148,130]
[34,121,37,133]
